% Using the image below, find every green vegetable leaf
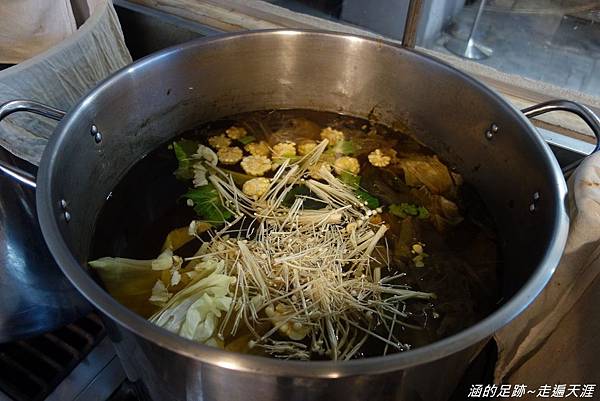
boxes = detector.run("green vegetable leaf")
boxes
[238,135,256,145]
[173,139,200,180]
[355,189,380,209]
[184,183,233,223]
[338,171,361,189]
[277,155,301,162]
[389,203,429,219]
[417,206,430,219]
[283,185,309,207]
[328,140,356,156]
[283,185,326,209]
[390,203,417,217]
[337,173,379,209]
[218,167,254,186]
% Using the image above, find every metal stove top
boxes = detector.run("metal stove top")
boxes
[0,314,125,401]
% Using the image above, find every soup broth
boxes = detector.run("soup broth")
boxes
[90,109,500,360]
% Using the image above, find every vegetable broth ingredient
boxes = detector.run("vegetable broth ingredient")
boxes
[184,184,233,224]
[395,155,454,195]
[89,252,172,316]
[149,259,235,345]
[89,109,499,361]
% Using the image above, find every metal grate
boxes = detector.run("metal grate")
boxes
[0,314,105,401]
[108,381,144,401]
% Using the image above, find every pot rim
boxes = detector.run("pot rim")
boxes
[37,29,569,377]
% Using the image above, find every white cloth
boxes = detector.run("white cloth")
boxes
[494,151,600,382]
[0,0,78,64]
[0,0,132,165]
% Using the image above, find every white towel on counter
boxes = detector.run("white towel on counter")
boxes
[494,151,600,384]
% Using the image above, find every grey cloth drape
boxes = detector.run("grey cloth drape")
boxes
[0,0,132,165]
[495,151,600,383]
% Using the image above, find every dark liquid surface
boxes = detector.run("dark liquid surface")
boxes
[91,109,500,358]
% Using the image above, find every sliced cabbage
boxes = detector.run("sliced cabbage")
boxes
[149,258,235,346]
[149,280,172,305]
[151,248,177,270]
[193,144,218,166]
[397,155,454,195]
[179,292,232,342]
[89,255,164,317]
[89,245,187,316]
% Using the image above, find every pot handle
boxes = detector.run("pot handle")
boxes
[0,100,66,188]
[521,99,600,175]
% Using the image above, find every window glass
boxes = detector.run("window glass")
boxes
[126,0,600,110]
[416,0,600,97]
[263,0,410,40]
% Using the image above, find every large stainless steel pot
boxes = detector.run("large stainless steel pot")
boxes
[0,147,91,342]
[1,30,599,400]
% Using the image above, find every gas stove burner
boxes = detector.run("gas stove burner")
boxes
[0,314,105,401]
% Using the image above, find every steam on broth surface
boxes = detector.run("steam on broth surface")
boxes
[90,110,500,360]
